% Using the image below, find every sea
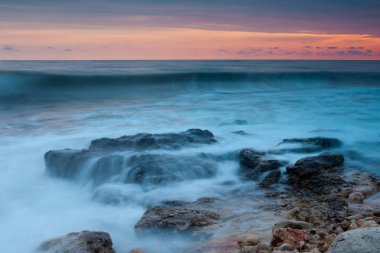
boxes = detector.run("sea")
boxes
[0,60,379,252]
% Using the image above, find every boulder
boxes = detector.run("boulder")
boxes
[277,137,342,153]
[89,129,216,151]
[271,227,309,250]
[135,206,219,233]
[327,227,380,253]
[286,152,344,187]
[239,149,284,180]
[36,231,115,253]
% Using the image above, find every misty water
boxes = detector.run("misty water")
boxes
[0,60,380,253]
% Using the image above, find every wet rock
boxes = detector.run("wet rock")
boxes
[44,149,95,179]
[327,227,380,253]
[127,154,217,185]
[348,192,365,203]
[286,152,344,188]
[271,227,309,250]
[89,128,217,151]
[238,233,261,247]
[273,220,312,231]
[135,206,220,233]
[46,151,217,186]
[259,170,281,188]
[36,231,115,253]
[240,149,284,180]
[278,137,342,153]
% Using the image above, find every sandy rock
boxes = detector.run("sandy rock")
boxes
[273,220,312,231]
[36,231,116,253]
[327,227,380,253]
[238,233,261,247]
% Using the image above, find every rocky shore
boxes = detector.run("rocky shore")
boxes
[38,129,380,253]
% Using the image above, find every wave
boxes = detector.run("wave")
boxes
[1,70,380,100]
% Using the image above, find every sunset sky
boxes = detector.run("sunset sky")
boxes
[1,0,380,60]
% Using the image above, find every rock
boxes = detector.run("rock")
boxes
[240,149,284,180]
[361,220,378,228]
[277,137,342,153]
[127,154,217,185]
[46,151,217,186]
[238,233,261,247]
[286,152,344,188]
[271,227,309,249]
[327,227,380,253]
[135,206,219,233]
[89,129,217,151]
[36,231,115,253]
[272,220,313,231]
[188,235,239,253]
[348,192,365,203]
[44,149,95,179]
[278,243,294,251]
[259,170,281,188]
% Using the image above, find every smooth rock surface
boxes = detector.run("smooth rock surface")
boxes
[327,227,380,253]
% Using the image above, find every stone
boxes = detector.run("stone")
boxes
[238,234,261,247]
[278,243,294,251]
[348,192,365,203]
[239,148,284,180]
[36,231,115,253]
[134,206,219,233]
[271,227,309,249]
[89,128,217,151]
[240,246,258,253]
[272,220,313,231]
[327,227,380,253]
[259,170,281,188]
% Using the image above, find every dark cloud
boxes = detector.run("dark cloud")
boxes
[64,49,72,52]
[348,46,364,49]
[327,46,338,49]
[236,49,262,55]
[3,45,17,51]
[0,0,379,35]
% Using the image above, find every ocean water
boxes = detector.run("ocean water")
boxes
[0,60,380,253]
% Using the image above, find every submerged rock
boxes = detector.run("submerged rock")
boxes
[135,206,220,233]
[239,148,284,180]
[89,128,217,151]
[327,227,380,253]
[277,137,342,153]
[36,231,115,253]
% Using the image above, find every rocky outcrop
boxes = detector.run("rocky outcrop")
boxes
[327,227,380,253]
[277,137,342,153]
[36,231,115,253]
[89,129,217,151]
[286,152,344,190]
[135,206,220,233]
[239,149,284,180]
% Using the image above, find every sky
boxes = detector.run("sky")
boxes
[1,0,380,60]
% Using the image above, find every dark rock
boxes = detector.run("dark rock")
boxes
[89,129,216,151]
[239,148,284,180]
[37,231,115,253]
[126,154,217,185]
[286,152,344,187]
[232,130,249,136]
[45,151,217,186]
[44,149,95,179]
[135,206,220,233]
[276,137,342,153]
[259,170,281,188]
